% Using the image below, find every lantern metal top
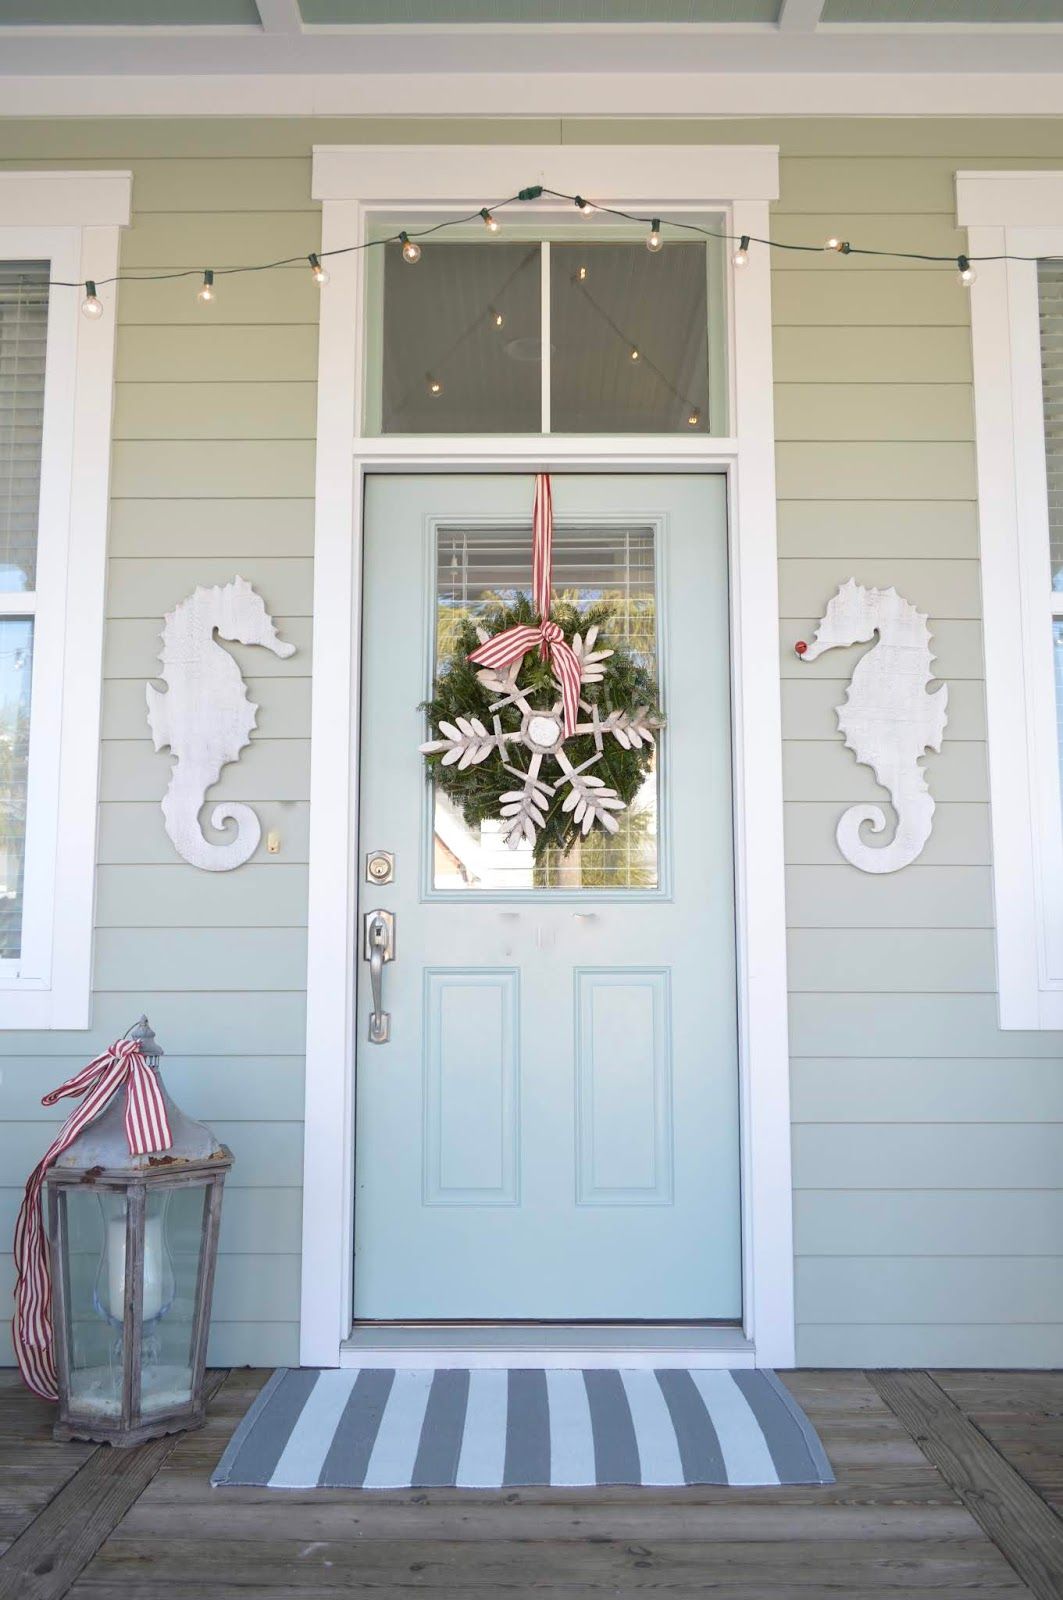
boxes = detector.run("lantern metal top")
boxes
[52,1016,230,1175]
[128,1014,163,1058]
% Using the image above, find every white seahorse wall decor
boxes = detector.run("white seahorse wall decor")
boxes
[146,576,296,871]
[796,579,948,874]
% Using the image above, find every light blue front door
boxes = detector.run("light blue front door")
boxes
[354,474,739,1320]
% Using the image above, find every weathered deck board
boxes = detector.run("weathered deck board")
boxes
[0,1374,95,1551]
[72,1536,1028,1592]
[0,1370,1051,1598]
[59,1369,1032,1600]
[932,1371,1063,1511]
[871,1370,1063,1600]
[0,1371,228,1600]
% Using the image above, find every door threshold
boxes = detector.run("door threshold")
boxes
[339,1322,755,1370]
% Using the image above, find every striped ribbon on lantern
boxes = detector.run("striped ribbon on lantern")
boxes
[12,1038,173,1400]
[468,474,582,739]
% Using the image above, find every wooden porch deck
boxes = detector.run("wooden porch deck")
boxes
[1,1367,1061,1599]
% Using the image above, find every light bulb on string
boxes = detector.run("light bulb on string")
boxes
[197,269,215,305]
[957,254,977,288]
[480,208,501,234]
[399,232,422,264]
[426,373,443,397]
[824,236,850,254]
[80,280,104,319]
[308,253,329,287]
[574,196,594,216]
[630,347,640,363]
[687,408,701,427]
[488,305,504,330]
[732,235,750,268]
[646,219,663,254]
[576,264,589,282]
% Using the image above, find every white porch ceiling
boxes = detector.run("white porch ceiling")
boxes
[0,0,1062,79]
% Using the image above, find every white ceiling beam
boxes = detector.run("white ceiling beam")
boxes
[777,0,825,30]
[255,0,304,34]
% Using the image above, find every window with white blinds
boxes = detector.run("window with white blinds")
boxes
[1039,260,1063,816]
[0,172,126,1028]
[0,263,47,960]
[962,171,1063,1027]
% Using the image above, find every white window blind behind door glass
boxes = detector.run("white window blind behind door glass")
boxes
[0,262,47,958]
[0,262,46,591]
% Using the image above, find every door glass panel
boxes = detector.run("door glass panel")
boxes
[550,241,713,434]
[431,522,660,891]
[380,241,541,434]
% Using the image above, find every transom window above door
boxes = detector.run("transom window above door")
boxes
[368,230,727,436]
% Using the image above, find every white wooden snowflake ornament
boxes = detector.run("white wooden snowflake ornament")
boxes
[420,624,661,850]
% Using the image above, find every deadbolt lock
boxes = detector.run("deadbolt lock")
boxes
[365,850,394,886]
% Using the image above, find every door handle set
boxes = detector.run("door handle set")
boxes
[363,908,395,1044]
[362,897,603,1045]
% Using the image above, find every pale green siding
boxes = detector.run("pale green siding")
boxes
[0,114,1061,1368]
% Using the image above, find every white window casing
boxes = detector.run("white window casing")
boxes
[0,172,131,1028]
[958,171,1063,1029]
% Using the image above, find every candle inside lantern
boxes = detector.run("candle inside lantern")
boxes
[107,1214,165,1322]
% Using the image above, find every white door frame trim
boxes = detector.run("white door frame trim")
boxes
[301,145,795,1369]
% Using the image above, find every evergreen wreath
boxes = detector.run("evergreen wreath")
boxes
[421,593,664,861]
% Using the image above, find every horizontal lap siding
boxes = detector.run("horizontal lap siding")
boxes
[0,116,1061,1369]
[761,128,1063,1368]
[104,159,314,1364]
[0,132,330,1369]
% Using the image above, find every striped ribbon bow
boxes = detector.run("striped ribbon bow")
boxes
[468,474,582,739]
[12,1039,173,1400]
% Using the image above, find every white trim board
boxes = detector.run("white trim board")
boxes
[0,171,132,227]
[341,1325,756,1372]
[312,144,778,205]
[0,171,130,1029]
[958,172,1063,1031]
[5,71,1063,119]
[300,144,795,1371]
[3,19,1063,85]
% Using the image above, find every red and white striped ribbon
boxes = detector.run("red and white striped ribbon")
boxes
[531,470,553,623]
[468,474,582,738]
[12,1039,173,1400]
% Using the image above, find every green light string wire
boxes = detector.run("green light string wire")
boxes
[42,178,1054,297]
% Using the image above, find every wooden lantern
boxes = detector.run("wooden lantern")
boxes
[44,1017,233,1446]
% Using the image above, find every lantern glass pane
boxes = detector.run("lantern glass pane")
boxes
[63,1187,126,1419]
[138,1183,208,1417]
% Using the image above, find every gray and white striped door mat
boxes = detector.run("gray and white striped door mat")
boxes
[211,1368,834,1489]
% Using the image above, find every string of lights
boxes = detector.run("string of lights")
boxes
[54,178,1048,321]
